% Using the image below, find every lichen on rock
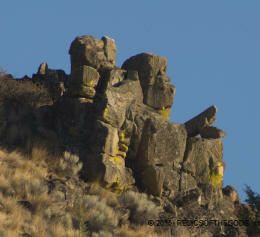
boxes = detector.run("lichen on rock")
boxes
[0,34,251,237]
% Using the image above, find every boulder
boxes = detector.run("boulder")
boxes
[200,126,225,139]
[68,65,100,98]
[184,105,217,137]
[96,68,127,94]
[223,185,239,203]
[134,117,187,196]
[89,121,135,189]
[136,118,187,170]
[69,35,116,71]
[100,78,143,128]
[37,62,48,75]
[122,53,175,109]
[141,166,165,196]
[183,137,224,187]
[179,172,197,192]
[174,188,202,207]
[70,65,100,88]
[102,154,135,190]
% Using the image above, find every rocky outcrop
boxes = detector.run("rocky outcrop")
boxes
[69,35,116,72]
[0,34,251,237]
[223,185,239,203]
[122,53,175,110]
[68,65,100,99]
[30,63,69,103]
[0,35,227,196]
[135,118,187,196]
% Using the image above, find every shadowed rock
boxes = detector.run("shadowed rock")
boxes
[0,35,228,203]
[184,105,217,137]
[223,185,239,203]
[200,126,225,139]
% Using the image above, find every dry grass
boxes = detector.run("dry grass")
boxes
[0,71,164,236]
[0,146,163,236]
[118,225,166,237]
[0,194,30,236]
[119,191,162,225]
[88,182,119,207]
[0,147,80,236]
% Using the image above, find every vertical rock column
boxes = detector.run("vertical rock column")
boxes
[68,35,117,100]
[121,53,184,197]
[68,35,142,191]
[181,106,226,205]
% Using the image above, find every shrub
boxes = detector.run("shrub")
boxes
[91,231,113,237]
[243,185,260,236]
[73,194,119,232]
[118,225,163,237]
[118,191,162,225]
[245,185,260,212]
[55,151,83,177]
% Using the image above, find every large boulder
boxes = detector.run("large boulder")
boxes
[184,105,218,137]
[183,137,224,188]
[100,78,143,128]
[137,118,187,170]
[122,53,175,110]
[79,72,143,190]
[133,117,187,196]
[222,185,239,203]
[69,35,116,71]
[68,65,100,98]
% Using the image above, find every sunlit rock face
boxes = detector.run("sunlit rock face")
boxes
[122,53,176,110]
[69,35,116,72]
[0,34,226,201]
[1,34,252,236]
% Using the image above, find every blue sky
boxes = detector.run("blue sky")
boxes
[1,1,259,200]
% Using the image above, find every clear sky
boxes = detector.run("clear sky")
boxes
[1,1,259,200]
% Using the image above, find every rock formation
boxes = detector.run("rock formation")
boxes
[0,35,253,236]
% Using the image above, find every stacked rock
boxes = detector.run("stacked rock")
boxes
[68,36,116,99]
[61,35,226,201]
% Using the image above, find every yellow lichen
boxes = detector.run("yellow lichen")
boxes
[209,174,223,187]
[158,106,171,120]
[117,151,127,159]
[103,107,109,122]
[114,186,124,194]
[110,156,124,165]
[119,131,125,142]
[86,79,95,87]
[216,161,224,176]
[209,162,224,188]
[119,144,128,153]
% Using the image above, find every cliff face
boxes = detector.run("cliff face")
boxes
[0,35,254,236]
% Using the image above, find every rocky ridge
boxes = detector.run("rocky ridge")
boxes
[0,35,255,237]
